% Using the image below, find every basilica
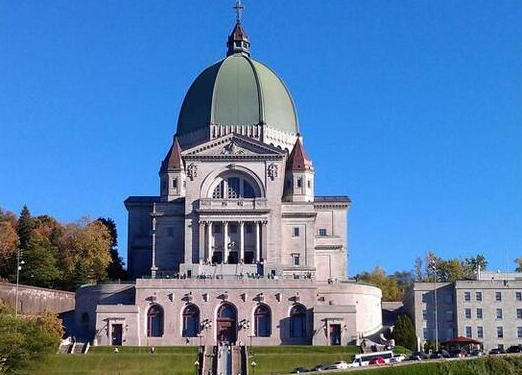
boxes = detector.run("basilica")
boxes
[75,14,382,347]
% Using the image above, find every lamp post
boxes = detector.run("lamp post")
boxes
[15,248,25,317]
[428,255,439,352]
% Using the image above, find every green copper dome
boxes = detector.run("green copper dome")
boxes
[177,52,299,136]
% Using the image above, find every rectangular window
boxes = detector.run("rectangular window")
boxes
[496,308,503,319]
[517,309,522,319]
[292,254,300,266]
[246,225,253,234]
[214,226,221,234]
[444,294,453,303]
[518,327,522,338]
[422,310,428,320]
[465,326,472,338]
[497,326,504,338]
[230,225,237,234]
[318,229,327,236]
[477,308,483,319]
[517,292,522,301]
[476,291,482,301]
[445,310,454,322]
[172,179,177,189]
[296,178,302,188]
[465,308,471,319]
[496,291,502,301]
[464,292,471,301]
[477,326,484,339]
[307,180,311,188]
[293,227,300,237]
[422,293,429,303]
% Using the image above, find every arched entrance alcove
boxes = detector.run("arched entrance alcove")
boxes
[216,303,237,344]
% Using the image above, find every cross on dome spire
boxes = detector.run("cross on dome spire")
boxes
[227,1,250,56]
[233,0,244,23]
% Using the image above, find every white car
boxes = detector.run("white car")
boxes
[327,361,349,370]
[390,354,405,363]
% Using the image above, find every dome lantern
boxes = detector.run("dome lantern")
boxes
[227,1,250,56]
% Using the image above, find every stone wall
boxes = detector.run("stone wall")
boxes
[0,282,75,315]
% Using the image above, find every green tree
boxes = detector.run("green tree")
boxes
[465,254,488,273]
[393,314,417,351]
[59,219,112,289]
[97,217,127,280]
[357,266,404,301]
[425,252,482,282]
[0,221,19,280]
[0,307,62,374]
[515,258,522,273]
[20,235,61,289]
[16,205,33,251]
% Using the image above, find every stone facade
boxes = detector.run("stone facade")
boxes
[404,272,522,351]
[75,18,384,347]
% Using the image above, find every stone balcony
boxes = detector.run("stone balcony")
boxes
[197,198,270,213]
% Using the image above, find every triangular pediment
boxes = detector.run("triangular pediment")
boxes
[182,133,286,159]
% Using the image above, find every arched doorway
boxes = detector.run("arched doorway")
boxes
[216,303,237,344]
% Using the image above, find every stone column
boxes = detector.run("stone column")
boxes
[207,221,213,263]
[198,221,205,264]
[239,221,245,263]
[223,221,229,264]
[255,221,261,263]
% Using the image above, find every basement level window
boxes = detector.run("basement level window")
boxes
[318,229,327,236]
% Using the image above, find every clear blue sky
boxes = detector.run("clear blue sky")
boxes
[1,1,521,276]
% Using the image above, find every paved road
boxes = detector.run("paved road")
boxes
[301,353,522,374]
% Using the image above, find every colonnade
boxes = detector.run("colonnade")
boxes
[199,220,266,264]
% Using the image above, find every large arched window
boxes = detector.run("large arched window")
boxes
[254,304,271,337]
[147,305,164,337]
[182,304,200,337]
[289,305,306,338]
[211,174,259,199]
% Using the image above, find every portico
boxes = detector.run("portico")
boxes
[199,220,266,264]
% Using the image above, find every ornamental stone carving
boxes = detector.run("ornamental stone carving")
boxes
[267,163,278,180]
[187,163,197,180]
[221,141,245,155]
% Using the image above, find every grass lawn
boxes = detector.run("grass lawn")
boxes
[19,345,413,375]
[249,346,362,375]
[20,346,199,375]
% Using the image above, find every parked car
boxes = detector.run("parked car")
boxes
[470,349,484,357]
[311,364,328,372]
[408,352,428,361]
[449,349,468,358]
[369,357,385,366]
[489,348,505,355]
[429,350,450,359]
[291,367,309,373]
[327,361,350,370]
[507,345,522,353]
[391,354,406,363]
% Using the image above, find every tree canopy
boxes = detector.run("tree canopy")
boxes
[0,205,126,291]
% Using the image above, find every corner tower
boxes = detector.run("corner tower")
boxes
[159,135,186,201]
[284,135,315,202]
